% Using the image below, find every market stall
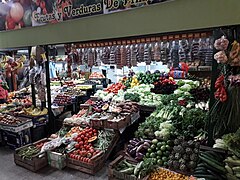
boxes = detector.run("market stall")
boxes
[0,0,239,179]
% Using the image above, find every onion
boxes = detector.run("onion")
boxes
[10,2,24,23]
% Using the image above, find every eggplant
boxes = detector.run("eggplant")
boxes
[129,140,138,146]
[127,144,134,149]
[135,141,144,147]
[136,152,144,160]
[143,142,150,147]
[129,147,137,156]
[133,138,140,142]
[136,144,145,153]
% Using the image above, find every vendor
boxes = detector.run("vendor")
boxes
[0,80,9,104]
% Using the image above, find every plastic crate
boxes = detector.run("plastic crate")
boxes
[47,151,66,170]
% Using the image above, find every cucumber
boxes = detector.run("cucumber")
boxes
[201,153,224,166]
[197,163,207,168]
[204,151,224,161]
[203,162,225,174]
[199,155,226,174]
[200,154,225,167]
[194,166,207,172]
[194,170,208,174]
[207,169,224,180]
[193,174,219,179]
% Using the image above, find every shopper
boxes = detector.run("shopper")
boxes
[0,80,8,104]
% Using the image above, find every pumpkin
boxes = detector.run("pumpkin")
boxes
[10,3,24,23]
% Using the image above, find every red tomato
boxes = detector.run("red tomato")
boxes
[79,141,84,145]
[80,135,85,139]
[40,1,46,9]
[75,144,80,149]
[89,149,95,153]
[70,154,73,158]
[89,131,93,136]
[84,137,88,141]
[93,129,97,133]
[87,158,91,163]
[77,137,81,142]
[77,156,81,161]
[93,133,97,136]
[85,133,89,137]
[80,157,83,161]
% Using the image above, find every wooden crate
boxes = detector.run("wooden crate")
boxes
[109,155,148,180]
[104,131,120,160]
[104,115,131,130]
[14,138,49,172]
[90,118,104,129]
[66,152,105,175]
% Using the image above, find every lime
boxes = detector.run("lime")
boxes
[162,156,168,162]
[157,142,162,148]
[165,145,171,150]
[157,159,163,166]
[157,150,162,156]
[163,162,168,167]
[150,144,156,150]
[152,139,158,144]
[147,148,152,153]
[163,151,170,156]
[152,158,157,164]
[157,156,161,160]
[160,145,166,151]
[146,152,150,157]
[150,153,156,158]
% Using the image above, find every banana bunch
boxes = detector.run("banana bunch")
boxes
[23,106,48,116]
[130,76,139,88]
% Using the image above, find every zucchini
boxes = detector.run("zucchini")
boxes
[199,155,226,173]
[233,167,240,173]
[225,159,240,167]
[225,165,234,175]
[119,167,134,174]
[226,173,239,180]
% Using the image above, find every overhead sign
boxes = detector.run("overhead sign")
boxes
[0,0,172,31]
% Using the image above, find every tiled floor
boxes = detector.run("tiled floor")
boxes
[0,147,108,180]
